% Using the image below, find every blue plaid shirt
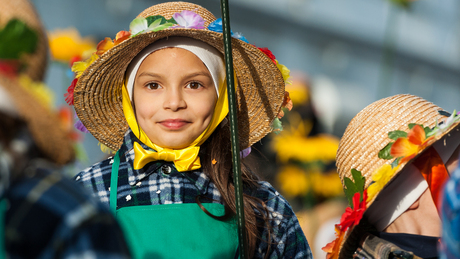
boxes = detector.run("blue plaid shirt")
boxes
[3,162,131,258]
[75,130,312,259]
[441,154,460,259]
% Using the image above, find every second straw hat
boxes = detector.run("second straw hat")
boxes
[326,94,460,259]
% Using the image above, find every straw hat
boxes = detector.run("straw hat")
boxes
[72,2,287,151]
[0,0,48,81]
[328,94,460,259]
[0,0,74,165]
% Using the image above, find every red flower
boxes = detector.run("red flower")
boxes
[339,190,367,231]
[65,78,78,105]
[258,47,276,64]
[0,60,20,78]
[69,55,82,68]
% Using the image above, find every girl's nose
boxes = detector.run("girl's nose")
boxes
[163,88,186,111]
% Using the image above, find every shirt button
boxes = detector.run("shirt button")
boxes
[161,165,171,175]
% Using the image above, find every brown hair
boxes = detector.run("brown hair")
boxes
[199,123,273,258]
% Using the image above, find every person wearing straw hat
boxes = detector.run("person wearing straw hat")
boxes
[0,0,131,257]
[322,94,460,259]
[70,2,311,258]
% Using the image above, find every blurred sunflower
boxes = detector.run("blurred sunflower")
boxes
[310,170,343,198]
[48,28,96,63]
[276,166,310,198]
[272,119,339,163]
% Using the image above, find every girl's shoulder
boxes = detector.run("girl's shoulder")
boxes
[74,156,116,202]
[254,180,296,217]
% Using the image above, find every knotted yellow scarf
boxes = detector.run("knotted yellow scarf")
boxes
[122,82,228,172]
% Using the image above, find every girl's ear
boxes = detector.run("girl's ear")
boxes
[408,198,420,210]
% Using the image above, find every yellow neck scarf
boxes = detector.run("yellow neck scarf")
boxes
[122,82,229,172]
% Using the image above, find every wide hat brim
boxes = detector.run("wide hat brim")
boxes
[0,75,74,165]
[336,94,460,259]
[73,3,285,151]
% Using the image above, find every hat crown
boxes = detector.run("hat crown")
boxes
[336,94,442,188]
[0,0,48,81]
[137,2,217,27]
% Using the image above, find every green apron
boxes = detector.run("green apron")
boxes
[110,151,239,259]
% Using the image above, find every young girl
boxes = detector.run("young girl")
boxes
[70,2,311,258]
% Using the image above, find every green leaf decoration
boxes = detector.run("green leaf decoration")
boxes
[388,130,407,140]
[408,123,416,129]
[423,126,431,137]
[351,169,365,196]
[378,142,394,160]
[146,15,177,27]
[0,19,38,60]
[343,169,365,208]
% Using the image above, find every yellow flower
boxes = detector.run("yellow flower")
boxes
[19,75,54,109]
[310,171,343,198]
[276,166,310,197]
[275,60,291,84]
[286,80,309,106]
[98,142,115,154]
[272,125,339,163]
[71,53,99,78]
[48,28,96,63]
[367,164,400,202]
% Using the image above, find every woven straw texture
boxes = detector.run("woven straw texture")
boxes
[0,0,48,81]
[336,94,442,188]
[74,2,285,151]
[0,75,74,165]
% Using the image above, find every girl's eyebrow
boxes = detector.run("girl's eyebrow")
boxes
[137,71,161,78]
[183,71,212,80]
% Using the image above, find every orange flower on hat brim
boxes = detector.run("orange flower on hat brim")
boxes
[322,224,346,259]
[390,124,432,164]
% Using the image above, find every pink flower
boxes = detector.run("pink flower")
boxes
[173,10,205,29]
[65,78,78,106]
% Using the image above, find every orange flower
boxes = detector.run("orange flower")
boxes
[96,37,115,55]
[322,224,346,259]
[390,124,431,163]
[114,31,131,45]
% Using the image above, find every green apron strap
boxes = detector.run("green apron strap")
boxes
[0,199,7,259]
[110,151,121,215]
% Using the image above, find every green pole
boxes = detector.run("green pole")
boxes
[219,0,248,258]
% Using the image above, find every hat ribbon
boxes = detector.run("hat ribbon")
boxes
[413,146,449,211]
[133,142,200,171]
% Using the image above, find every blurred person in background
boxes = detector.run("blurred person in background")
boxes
[440,149,460,259]
[323,94,460,259]
[0,0,130,257]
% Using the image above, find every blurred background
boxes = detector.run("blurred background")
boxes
[32,0,460,257]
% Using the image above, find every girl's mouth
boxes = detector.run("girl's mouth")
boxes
[158,119,190,130]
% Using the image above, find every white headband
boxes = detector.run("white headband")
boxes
[365,163,428,231]
[0,86,19,117]
[125,37,225,100]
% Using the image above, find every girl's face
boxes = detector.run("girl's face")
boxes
[133,47,217,149]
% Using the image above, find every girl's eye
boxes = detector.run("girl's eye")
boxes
[186,82,203,90]
[146,82,161,90]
